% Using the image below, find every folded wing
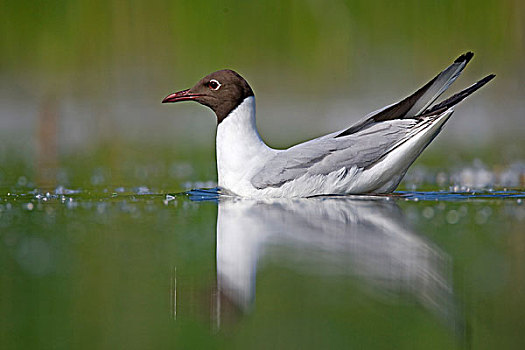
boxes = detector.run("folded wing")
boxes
[251,119,422,189]
[251,53,495,190]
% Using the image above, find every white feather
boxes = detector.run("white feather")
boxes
[215,96,453,198]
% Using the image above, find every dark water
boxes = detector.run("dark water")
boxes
[1,187,524,349]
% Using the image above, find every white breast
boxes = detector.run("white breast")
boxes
[216,96,275,195]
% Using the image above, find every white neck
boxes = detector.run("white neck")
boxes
[216,96,273,192]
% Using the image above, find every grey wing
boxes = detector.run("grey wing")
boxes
[251,120,420,189]
[251,140,337,189]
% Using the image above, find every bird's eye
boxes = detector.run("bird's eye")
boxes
[208,79,221,90]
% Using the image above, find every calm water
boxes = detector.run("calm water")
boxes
[1,185,524,349]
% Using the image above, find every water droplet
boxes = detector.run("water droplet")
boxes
[446,210,460,224]
[422,207,435,219]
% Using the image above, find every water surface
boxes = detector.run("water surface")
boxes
[1,186,524,349]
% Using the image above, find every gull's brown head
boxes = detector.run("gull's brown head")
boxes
[162,69,254,123]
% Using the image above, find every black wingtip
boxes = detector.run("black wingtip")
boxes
[476,73,496,87]
[424,73,496,115]
[486,73,496,81]
[455,51,474,64]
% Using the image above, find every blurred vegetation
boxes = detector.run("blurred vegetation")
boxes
[1,0,524,91]
[1,0,524,190]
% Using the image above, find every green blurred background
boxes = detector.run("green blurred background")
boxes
[1,0,524,191]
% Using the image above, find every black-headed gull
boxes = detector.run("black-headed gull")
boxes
[163,52,494,197]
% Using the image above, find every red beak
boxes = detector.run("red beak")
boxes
[162,89,201,103]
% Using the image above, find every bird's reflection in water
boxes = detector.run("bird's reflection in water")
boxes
[215,196,457,328]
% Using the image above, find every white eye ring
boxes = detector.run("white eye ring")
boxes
[209,79,221,90]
